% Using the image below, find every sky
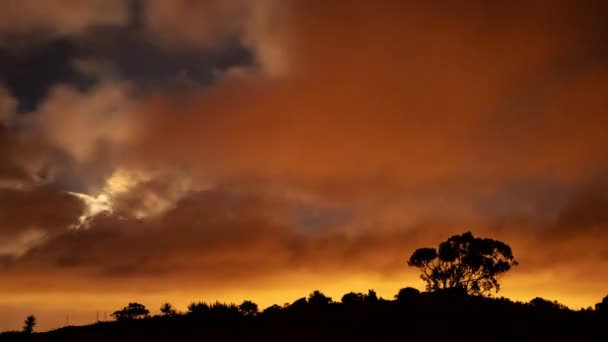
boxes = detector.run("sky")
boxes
[1,0,608,331]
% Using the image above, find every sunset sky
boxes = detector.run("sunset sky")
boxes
[1,0,608,331]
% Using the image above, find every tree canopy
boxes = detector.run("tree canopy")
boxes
[394,287,421,302]
[239,300,259,316]
[187,302,210,316]
[160,303,177,317]
[408,231,517,295]
[308,290,332,306]
[112,303,150,321]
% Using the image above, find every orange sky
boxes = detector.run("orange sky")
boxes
[1,0,608,331]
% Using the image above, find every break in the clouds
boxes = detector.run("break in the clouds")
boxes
[1,0,608,331]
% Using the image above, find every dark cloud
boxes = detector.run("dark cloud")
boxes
[0,186,83,231]
[0,0,260,113]
[78,26,254,87]
[0,32,253,112]
[553,181,608,238]
[0,38,94,112]
[6,189,417,279]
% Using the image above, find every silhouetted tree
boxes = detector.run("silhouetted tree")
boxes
[529,297,567,311]
[160,303,177,316]
[22,315,36,334]
[262,304,283,316]
[308,290,332,306]
[395,287,421,302]
[408,231,517,295]
[112,303,150,321]
[287,297,308,313]
[341,292,365,305]
[365,289,378,303]
[187,301,210,316]
[239,300,259,316]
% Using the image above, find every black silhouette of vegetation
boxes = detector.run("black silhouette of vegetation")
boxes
[238,300,258,316]
[394,287,420,302]
[187,301,210,316]
[1,233,607,341]
[408,231,517,295]
[111,303,150,321]
[308,290,332,306]
[22,315,36,334]
[159,303,177,317]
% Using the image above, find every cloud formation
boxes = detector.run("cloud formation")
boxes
[144,0,290,75]
[0,0,128,45]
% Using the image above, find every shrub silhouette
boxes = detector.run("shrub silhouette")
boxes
[408,231,517,295]
[529,297,567,311]
[395,287,421,302]
[112,303,150,321]
[341,290,380,305]
[365,289,378,302]
[187,301,210,316]
[239,300,259,316]
[22,315,36,334]
[262,304,283,316]
[308,290,332,306]
[286,297,308,314]
[341,292,366,305]
[160,303,177,316]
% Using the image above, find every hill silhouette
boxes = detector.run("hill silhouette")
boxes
[1,290,607,341]
[1,232,606,340]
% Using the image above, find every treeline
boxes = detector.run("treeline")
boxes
[2,288,608,340]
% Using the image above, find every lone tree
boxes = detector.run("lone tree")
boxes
[23,315,36,334]
[111,303,150,321]
[408,231,517,296]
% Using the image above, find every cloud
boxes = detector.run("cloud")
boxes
[144,0,291,76]
[0,85,16,124]
[34,81,137,164]
[0,0,128,46]
[3,188,425,287]
[0,185,84,258]
[554,182,608,238]
[120,0,608,205]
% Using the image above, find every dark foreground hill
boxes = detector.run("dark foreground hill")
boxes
[2,291,607,341]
